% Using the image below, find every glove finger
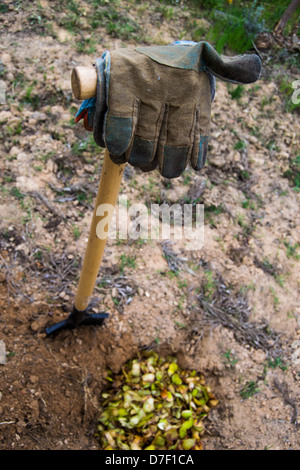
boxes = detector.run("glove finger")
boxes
[158,70,211,178]
[99,51,138,157]
[160,147,189,179]
[128,136,155,168]
[128,101,165,169]
[190,108,209,171]
[191,135,209,171]
[108,151,127,165]
[158,104,194,179]
[202,44,262,84]
[105,99,139,158]
[105,114,133,159]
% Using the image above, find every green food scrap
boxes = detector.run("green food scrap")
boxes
[96,351,218,450]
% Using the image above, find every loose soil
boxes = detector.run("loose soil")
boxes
[0,0,299,450]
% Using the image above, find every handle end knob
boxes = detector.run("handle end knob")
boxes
[71,66,97,100]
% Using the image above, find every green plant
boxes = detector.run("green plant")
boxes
[76,192,92,206]
[5,121,22,136]
[182,173,192,186]
[0,4,9,13]
[266,140,279,154]
[259,0,300,35]
[194,0,298,54]
[10,187,25,200]
[174,320,188,329]
[202,270,216,301]
[33,250,43,260]
[167,269,179,279]
[240,380,260,399]
[223,349,238,368]
[240,170,250,180]
[234,139,247,150]
[204,204,223,228]
[269,286,279,308]
[76,37,97,54]
[59,0,83,32]
[283,240,300,260]
[241,198,256,210]
[240,282,256,294]
[283,155,300,191]
[178,279,188,289]
[229,85,244,101]
[255,256,284,286]
[21,81,40,109]
[6,350,16,359]
[266,357,288,371]
[71,135,99,156]
[90,3,140,40]
[175,293,186,312]
[206,1,266,54]
[73,225,81,240]
[156,4,175,20]
[28,12,44,26]
[112,296,120,306]
[119,254,136,273]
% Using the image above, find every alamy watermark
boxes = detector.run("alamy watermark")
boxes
[291,80,300,105]
[95,196,204,250]
[292,340,300,368]
[0,340,6,365]
[0,80,6,104]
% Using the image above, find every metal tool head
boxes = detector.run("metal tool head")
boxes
[46,306,109,336]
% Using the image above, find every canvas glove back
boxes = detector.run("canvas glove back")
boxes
[76,41,261,179]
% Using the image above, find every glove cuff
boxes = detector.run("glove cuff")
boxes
[93,57,108,148]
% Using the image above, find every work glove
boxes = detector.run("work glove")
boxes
[75,41,261,179]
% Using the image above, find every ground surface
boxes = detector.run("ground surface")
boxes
[0,0,299,450]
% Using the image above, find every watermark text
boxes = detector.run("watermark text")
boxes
[95,196,204,250]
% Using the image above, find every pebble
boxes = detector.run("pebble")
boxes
[9,146,19,157]
[1,53,11,65]
[29,111,48,123]
[0,110,11,123]
[137,287,144,296]
[59,291,69,301]
[30,317,46,332]
[278,151,289,160]
[112,287,118,298]
[212,156,226,167]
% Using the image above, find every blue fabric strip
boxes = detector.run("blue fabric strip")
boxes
[75,97,96,119]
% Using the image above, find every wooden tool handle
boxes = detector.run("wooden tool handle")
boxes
[71,65,126,312]
[74,149,125,312]
[71,66,97,100]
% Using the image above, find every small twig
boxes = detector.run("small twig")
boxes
[198,271,282,356]
[251,39,263,60]
[82,368,89,421]
[161,241,196,275]
[28,190,65,220]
